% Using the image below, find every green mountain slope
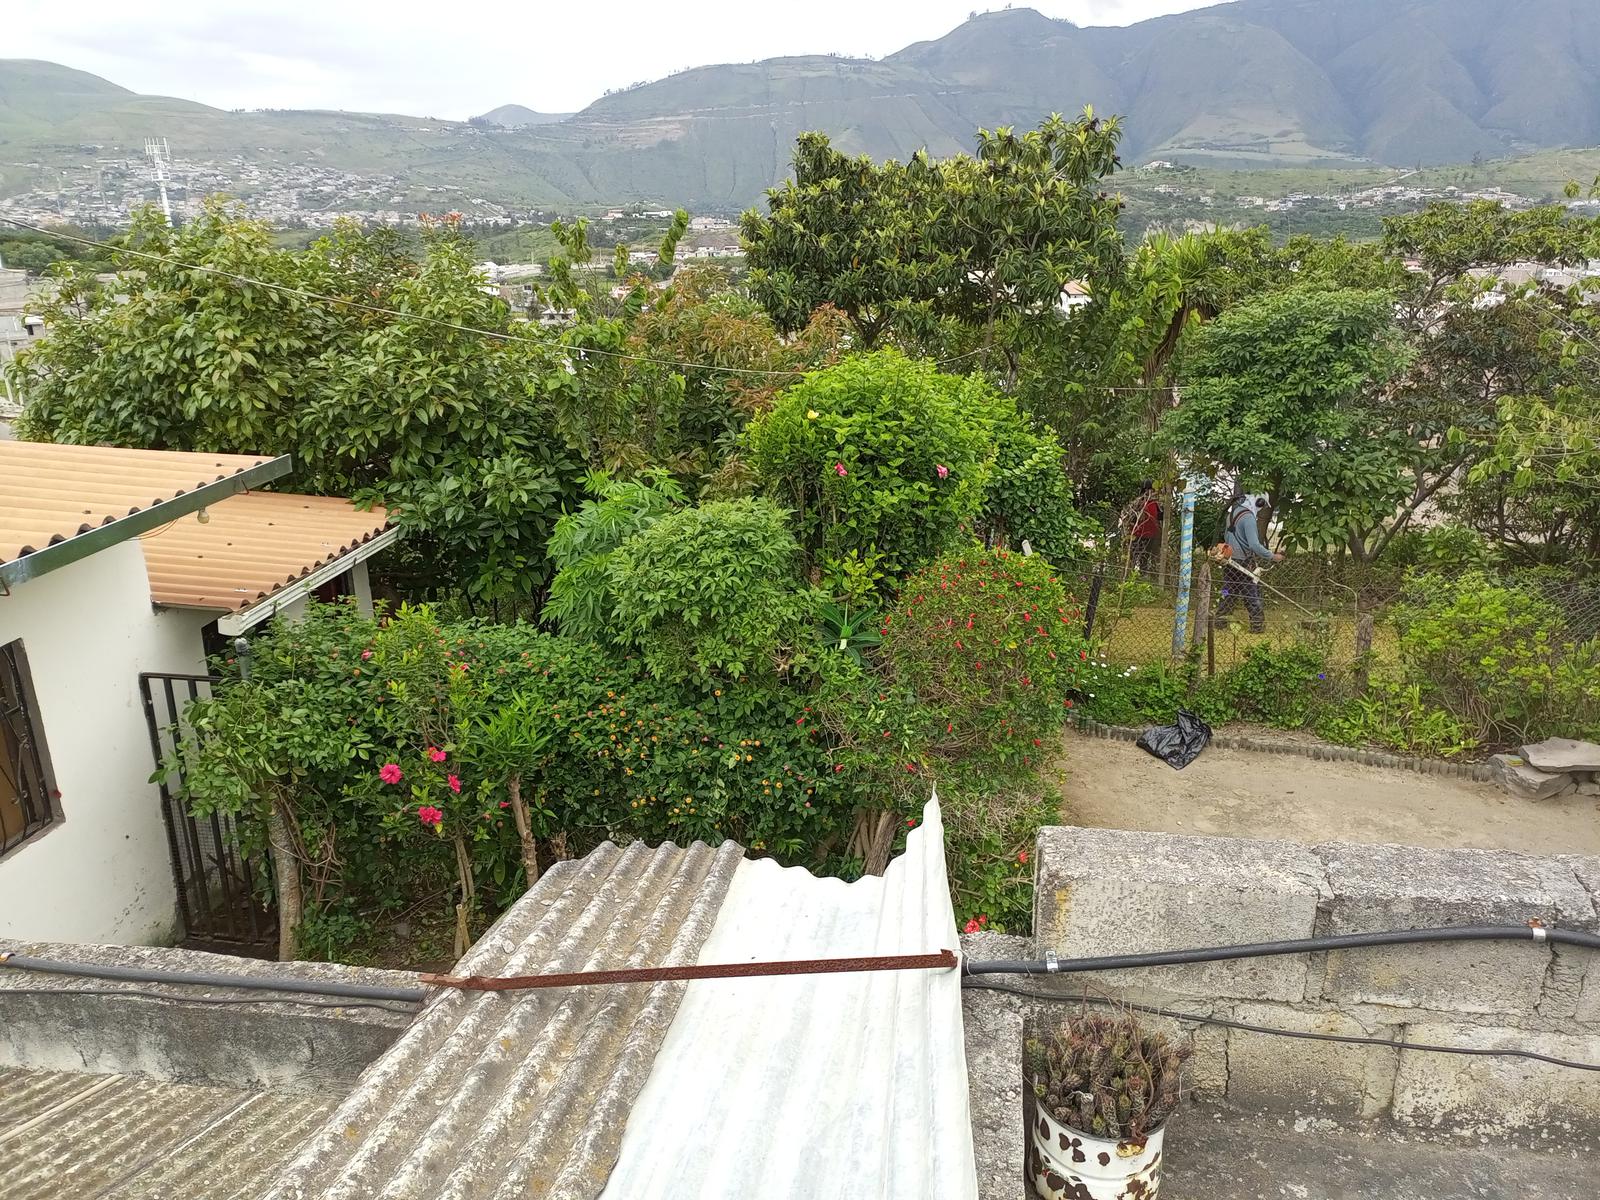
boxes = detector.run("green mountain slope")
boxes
[2,0,1599,210]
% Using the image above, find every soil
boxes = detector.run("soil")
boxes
[1054,728,1600,856]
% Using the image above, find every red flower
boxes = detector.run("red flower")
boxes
[1017,850,1029,865]
[935,463,949,480]
[378,763,403,785]
[447,774,462,793]
[360,649,373,661]
[977,914,988,925]
[499,800,510,808]
[428,747,447,763]
[906,816,916,827]
[417,805,443,829]
[964,918,981,934]
[833,461,848,477]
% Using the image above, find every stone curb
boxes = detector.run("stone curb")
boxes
[1071,715,1495,782]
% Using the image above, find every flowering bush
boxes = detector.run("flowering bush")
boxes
[747,350,995,582]
[883,545,1087,768]
[974,406,1096,565]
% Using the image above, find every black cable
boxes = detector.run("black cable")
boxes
[963,978,1600,1072]
[963,924,1600,976]
[0,952,428,1003]
[0,985,421,1015]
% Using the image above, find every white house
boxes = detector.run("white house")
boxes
[0,442,397,947]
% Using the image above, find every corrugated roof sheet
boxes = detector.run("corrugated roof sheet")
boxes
[602,796,976,1199]
[0,1068,335,1200]
[262,800,974,1200]
[141,491,392,613]
[0,441,277,568]
[261,839,745,1200]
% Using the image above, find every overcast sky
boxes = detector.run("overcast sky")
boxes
[9,1,1227,118]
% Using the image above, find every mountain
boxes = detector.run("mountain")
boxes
[472,105,571,128]
[3,1,1599,211]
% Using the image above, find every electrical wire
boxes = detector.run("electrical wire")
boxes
[0,985,420,1016]
[0,215,985,379]
[962,977,1600,1072]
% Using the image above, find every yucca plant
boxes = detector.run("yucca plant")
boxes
[1025,1010,1190,1142]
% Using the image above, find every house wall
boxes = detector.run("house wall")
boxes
[0,540,212,945]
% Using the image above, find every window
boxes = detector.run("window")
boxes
[1,639,58,855]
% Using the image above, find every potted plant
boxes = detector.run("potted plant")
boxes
[1025,1010,1190,1199]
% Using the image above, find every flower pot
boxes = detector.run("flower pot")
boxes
[1029,1097,1165,1200]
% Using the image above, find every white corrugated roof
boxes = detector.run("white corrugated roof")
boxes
[602,796,976,1199]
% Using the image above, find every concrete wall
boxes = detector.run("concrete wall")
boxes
[0,541,212,945]
[1032,826,1600,1146]
[0,941,413,1093]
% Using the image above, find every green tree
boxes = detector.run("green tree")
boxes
[1165,288,1422,563]
[741,111,1125,357]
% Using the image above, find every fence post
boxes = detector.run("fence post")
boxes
[1082,564,1106,641]
[1191,554,1212,655]
[1171,473,1200,658]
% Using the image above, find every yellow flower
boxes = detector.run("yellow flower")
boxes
[807,409,819,420]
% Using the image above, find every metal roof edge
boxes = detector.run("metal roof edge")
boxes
[0,454,294,590]
[215,525,401,634]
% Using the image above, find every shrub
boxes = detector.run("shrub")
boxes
[883,545,1086,769]
[1072,655,1195,728]
[607,498,817,683]
[975,407,1095,565]
[1317,680,1479,758]
[747,350,994,581]
[545,472,686,640]
[1390,570,1600,745]
[1193,643,1331,730]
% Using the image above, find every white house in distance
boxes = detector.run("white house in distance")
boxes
[0,441,397,948]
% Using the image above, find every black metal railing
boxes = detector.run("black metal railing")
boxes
[1,640,57,856]
[139,672,277,956]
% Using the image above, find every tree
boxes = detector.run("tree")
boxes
[741,111,1125,357]
[1164,288,1421,564]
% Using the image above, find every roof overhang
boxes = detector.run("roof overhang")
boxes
[215,525,401,636]
[0,454,293,591]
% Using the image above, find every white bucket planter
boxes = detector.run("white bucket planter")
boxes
[1029,1098,1165,1200]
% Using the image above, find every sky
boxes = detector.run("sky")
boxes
[7,1,1227,119]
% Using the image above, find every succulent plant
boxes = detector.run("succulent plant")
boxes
[1025,1010,1190,1142]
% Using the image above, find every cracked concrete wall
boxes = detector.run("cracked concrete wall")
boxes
[1030,827,1600,1147]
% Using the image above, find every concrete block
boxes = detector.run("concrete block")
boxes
[1563,857,1600,1023]
[1520,737,1600,775]
[1489,753,1570,800]
[1391,1022,1600,1143]
[1035,826,1325,1003]
[1225,1002,1399,1119]
[960,933,1028,1200]
[1316,842,1596,1016]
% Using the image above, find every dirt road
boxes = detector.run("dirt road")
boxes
[1055,728,1600,856]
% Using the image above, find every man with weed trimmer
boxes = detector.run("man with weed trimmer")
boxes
[1215,492,1283,633]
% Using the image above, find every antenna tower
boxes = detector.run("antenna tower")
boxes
[144,137,174,225]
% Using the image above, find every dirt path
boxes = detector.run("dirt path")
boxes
[1054,728,1600,856]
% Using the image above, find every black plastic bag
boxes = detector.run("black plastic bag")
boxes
[1136,709,1213,770]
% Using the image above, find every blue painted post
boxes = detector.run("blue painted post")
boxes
[1172,473,1200,658]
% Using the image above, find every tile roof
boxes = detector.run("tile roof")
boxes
[262,838,745,1200]
[141,491,392,613]
[0,441,282,576]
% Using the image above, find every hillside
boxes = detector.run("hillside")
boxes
[3,0,1600,211]
[472,105,571,128]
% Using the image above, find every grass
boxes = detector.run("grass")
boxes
[1095,602,1399,673]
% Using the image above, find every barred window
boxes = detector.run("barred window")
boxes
[1,640,58,856]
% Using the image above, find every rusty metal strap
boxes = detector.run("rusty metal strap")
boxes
[420,949,958,992]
